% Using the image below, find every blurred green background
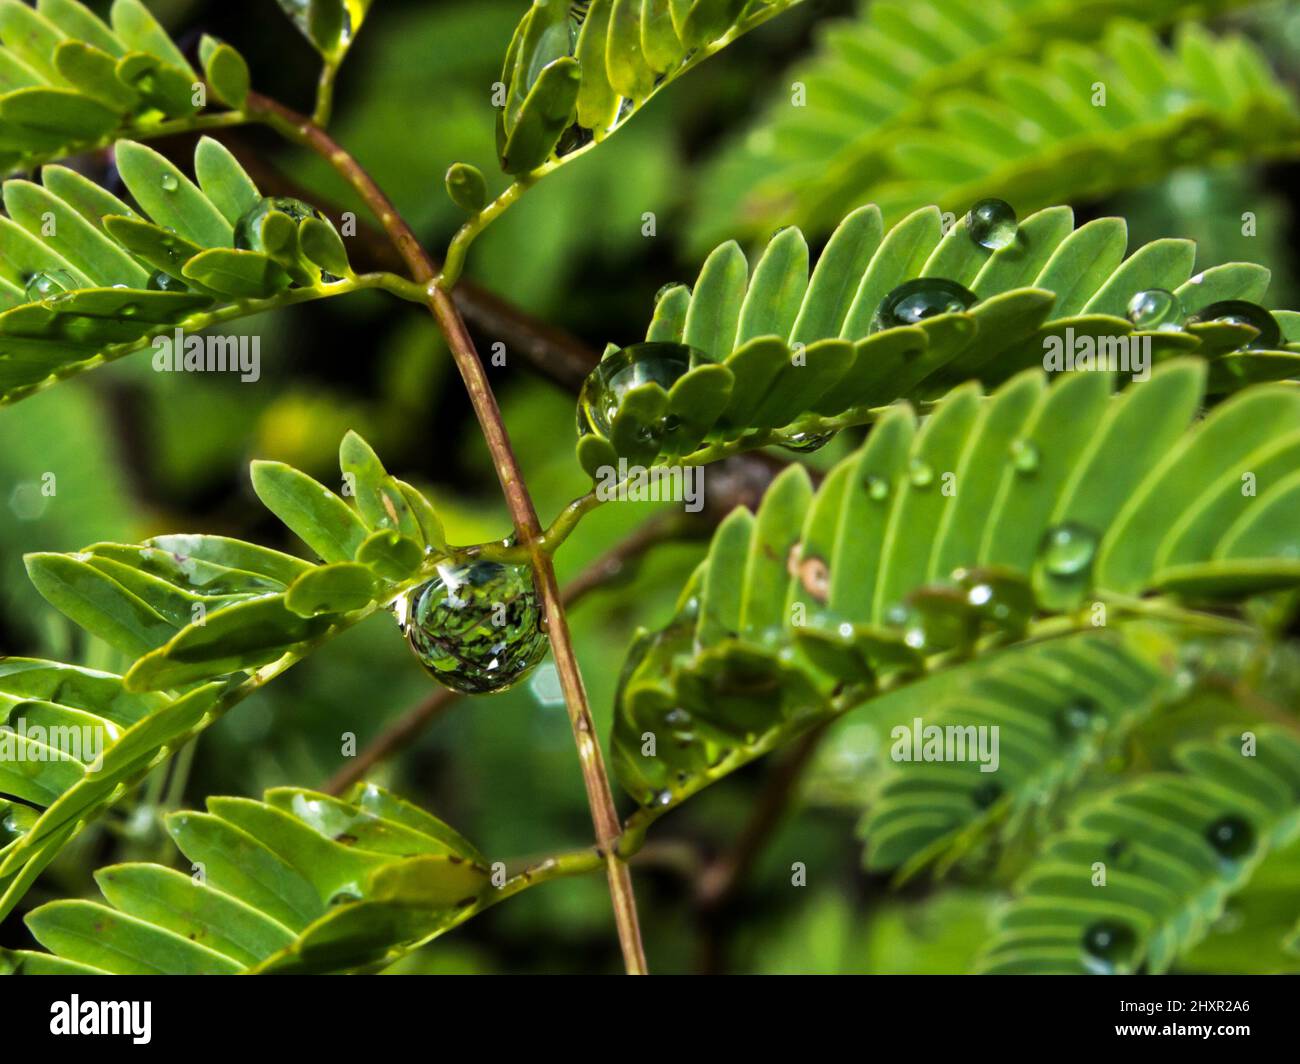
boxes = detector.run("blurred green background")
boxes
[1,0,1299,973]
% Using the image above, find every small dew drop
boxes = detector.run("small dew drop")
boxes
[965,198,1018,250]
[1038,522,1098,579]
[1009,437,1040,474]
[160,173,179,192]
[908,458,934,488]
[1081,920,1137,974]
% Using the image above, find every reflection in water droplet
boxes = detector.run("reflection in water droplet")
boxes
[401,559,548,694]
[1081,920,1137,973]
[576,341,714,454]
[147,269,189,292]
[160,173,179,192]
[1038,522,1098,578]
[1126,288,1182,330]
[965,198,1018,250]
[781,430,836,453]
[908,458,934,487]
[1205,814,1255,860]
[871,278,978,332]
[24,269,76,303]
[1187,300,1282,350]
[865,474,890,502]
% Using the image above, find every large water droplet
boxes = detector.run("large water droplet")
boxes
[865,474,890,501]
[576,341,714,448]
[1187,300,1282,350]
[1126,288,1182,330]
[24,269,76,303]
[1205,814,1255,860]
[965,198,1018,250]
[1038,522,1098,578]
[872,278,978,332]
[160,173,179,192]
[234,195,324,252]
[400,559,548,694]
[1082,920,1137,973]
[781,430,836,453]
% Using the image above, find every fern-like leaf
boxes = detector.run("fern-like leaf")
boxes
[494,0,803,174]
[0,0,252,174]
[0,135,354,404]
[0,432,447,920]
[975,727,1300,974]
[693,6,1297,240]
[612,367,1300,826]
[4,783,507,975]
[577,202,1299,475]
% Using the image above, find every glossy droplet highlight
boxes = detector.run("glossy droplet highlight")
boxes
[872,278,978,332]
[1126,288,1182,330]
[1038,522,1098,578]
[1055,696,1101,736]
[965,198,1018,250]
[780,430,836,454]
[908,458,934,487]
[1009,438,1039,474]
[234,195,324,252]
[865,474,890,501]
[147,270,189,292]
[24,269,76,303]
[1187,300,1282,350]
[160,173,179,192]
[577,341,713,450]
[1205,814,1255,860]
[400,559,548,695]
[1081,920,1137,973]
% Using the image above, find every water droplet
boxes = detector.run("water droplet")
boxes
[1126,288,1182,330]
[160,173,179,192]
[1081,920,1137,973]
[119,302,140,318]
[234,195,324,252]
[1038,522,1098,578]
[871,278,978,332]
[965,198,1018,250]
[653,789,673,808]
[654,282,682,303]
[24,269,76,303]
[147,270,189,292]
[1205,814,1255,859]
[577,341,715,454]
[865,474,890,501]
[1009,438,1039,474]
[954,566,1034,633]
[401,559,548,694]
[1187,300,1282,350]
[781,430,836,453]
[908,458,934,487]
[1055,696,1101,735]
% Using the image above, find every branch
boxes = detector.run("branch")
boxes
[245,91,649,974]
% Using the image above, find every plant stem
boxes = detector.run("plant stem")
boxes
[246,91,649,974]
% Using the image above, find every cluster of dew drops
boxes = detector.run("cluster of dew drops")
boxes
[22,194,336,310]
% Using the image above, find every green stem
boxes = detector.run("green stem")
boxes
[314,60,340,127]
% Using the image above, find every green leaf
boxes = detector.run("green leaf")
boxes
[501,56,581,174]
[198,35,249,109]
[193,136,260,226]
[114,139,233,249]
[284,563,380,617]
[251,460,368,564]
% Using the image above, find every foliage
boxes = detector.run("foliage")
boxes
[0,0,1298,977]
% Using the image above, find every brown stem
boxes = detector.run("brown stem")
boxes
[210,130,596,390]
[322,515,686,796]
[244,91,648,974]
